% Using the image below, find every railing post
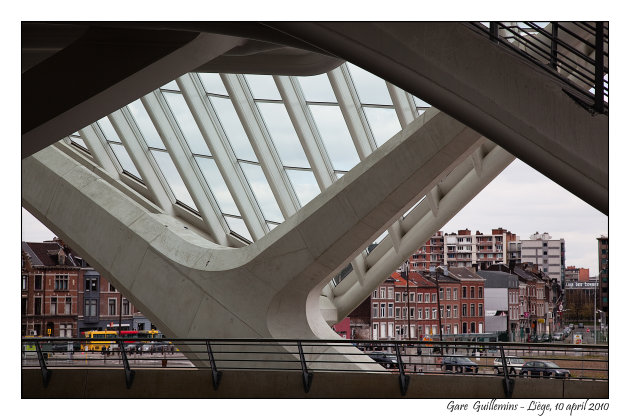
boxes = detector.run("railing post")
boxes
[395,343,410,396]
[35,340,51,388]
[118,339,135,389]
[550,22,558,70]
[206,340,222,390]
[297,341,313,393]
[489,22,499,42]
[594,21,605,113]
[499,345,514,398]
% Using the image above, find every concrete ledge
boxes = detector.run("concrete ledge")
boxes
[22,369,608,399]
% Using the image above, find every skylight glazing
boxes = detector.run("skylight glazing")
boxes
[96,117,142,179]
[62,60,433,246]
[346,63,402,147]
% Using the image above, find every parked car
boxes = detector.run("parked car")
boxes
[519,361,570,378]
[540,334,551,342]
[493,356,525,375]
[367,352,398,369]
[552,332,564,341]
[442,356,479,374]
[569,324,575,330]
[141,341,174,354]
[578,322,584,329]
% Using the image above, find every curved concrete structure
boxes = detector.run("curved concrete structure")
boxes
[23,109,482,367]
[22,22,606,371]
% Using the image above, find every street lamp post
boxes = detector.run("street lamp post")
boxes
[429,265,444,358]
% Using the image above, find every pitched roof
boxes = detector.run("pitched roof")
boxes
[21,241,79,267]
[445,266,484,280]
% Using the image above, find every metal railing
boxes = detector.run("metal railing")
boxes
[22,337,608,396]
[470,22,608,114]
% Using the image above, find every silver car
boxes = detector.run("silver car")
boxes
[493,356,525,375]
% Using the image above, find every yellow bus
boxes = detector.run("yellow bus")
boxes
[83,330,117,352]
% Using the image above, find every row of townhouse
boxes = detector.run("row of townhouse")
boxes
[366,266,486,340]
[21,239,153,338]
[344,263,560,342]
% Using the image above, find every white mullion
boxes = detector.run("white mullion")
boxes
[274,75,334,191]
[221,73,299,218]
[328,65,376,159]
[108,110,175,214]
[142,91,230,246]
[79,125,120,176]
[177,73,267,241]
[387,83,417,127]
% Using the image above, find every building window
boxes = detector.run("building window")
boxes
[395,307,401,319]
[425,293,430,303]
[417,307,423,319]
[470,304,475,317]
[425,308,430,319]
[395,292,401,302]
[446,288,451,300]
[60,323,72,338]
[34,275,43,290]
[410,292,415,302]
[462,322,467,334]
[439,288,444,300]
[65,297,71,314]
[85,278,98,291]
[387,303,394,318]
[462,286,467,298]
[85,299,97,317]
[109,298,117,315]
[402,292,407,303]
[479,303,483,316]
[109,283,116,292]
[373,323,378,340]
[123,299,130,316]
[453,288,458,300]
[462,304,467,317]
[22,297,27,315]
[453,305,458,318]
[388,287,394,299]
[446,324,451,335]
[372,290,377,299]
[470,286,475,299]
[50,297,57,315]
[34,297,42,315]
[380,303,386,318]
[432,308,437,319]
[470,322,476,333]
[410,307,415,319]
[401,307,407,319]
[478,287,483,298]
[432,293,437,303]
[54,275,69,290]
[22,275,28,290]
[372,303,378,318]
[446,305,451,318]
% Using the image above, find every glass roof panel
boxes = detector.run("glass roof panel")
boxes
[209,96,258,162]
[413,96,431,108]
[308,104,360,171]
[256,102,309,168]
[240,162,284,223]
[97,117,121,142]
[151,150,197,210]
[362,107,402,147]
[109,143,141,179]
[69,136,89,150]
[286,169,320,207]
[347,63,393,105]
[198,73,229,96]
[297,74,336,103]
[195,156,240,216]
[127,99,166,150]
[225,215,252,242]
[244,74,282,100]
[162,92,212,156]
[161,80,180,91]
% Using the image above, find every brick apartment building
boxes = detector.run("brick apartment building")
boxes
[364,266,485,340]
[597,235,608,314]
[22,239,150,337]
